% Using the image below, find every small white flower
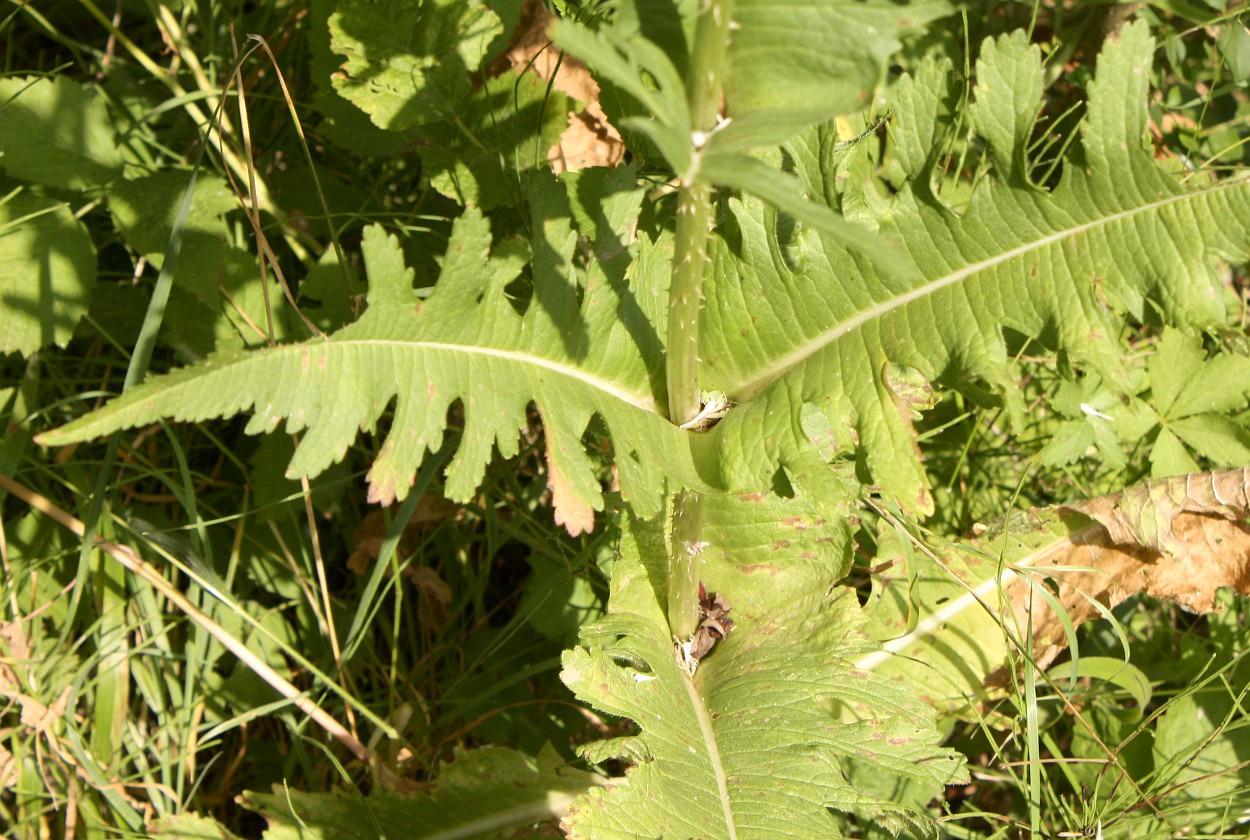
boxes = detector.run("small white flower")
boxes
[1079,403,1114,421]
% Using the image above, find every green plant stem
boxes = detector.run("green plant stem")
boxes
[686,0,734,132]
[665,0,733,642]
[666,181,712,426]
[668,490,706,640]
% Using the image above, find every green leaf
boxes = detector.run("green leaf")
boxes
[37,21,1250,534]
[418,70,572,210]
[108,171,295,348]
[0,190,96,356]
[307,0,407,155]
[1149,328,1250,419]
[859,519,1022,715]
[329,0,506,131]
[1171,413,1250,465]
[519,552,604,646]
[699,22,1250,511]
[698,151,908,275]
[609,0,699,80]
[1143,328,1250,474]
[562,496,966,838]
[888,58,959,194]
[559,1,954,162]
[296,246,360,335]
[1151,426,1201,477]
[968,30,1044,187]
[0,76,123,190]
[108,171,244,299]
[1040,373,1131,469]
[38,174,709,522]
[240,745,600,839]
[552,20,693,174]
[1149,689,1250,834]
[717,0,955,149]
[150,814,245,840]
[1049,655,1152,710]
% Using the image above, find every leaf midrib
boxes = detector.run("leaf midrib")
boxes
[38,337,662,444]
[851,521,1103,673]
[332,338,659,412]
[684,673,737,839]
[725,178,1250,403]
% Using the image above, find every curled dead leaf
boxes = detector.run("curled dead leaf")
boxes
[503,0,624,172]
[689,582,734,664]
[1011,468,1250,672]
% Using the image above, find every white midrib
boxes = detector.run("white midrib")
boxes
[727,178,1250,403]
[329,338,659,412]
[684,673,737,840]
[851,521,1104,672]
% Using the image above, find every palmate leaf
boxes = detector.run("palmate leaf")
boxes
[1143,328,1250,476]
[38,170,708,527]
[700,22,1250,512]
[561,491,967,839]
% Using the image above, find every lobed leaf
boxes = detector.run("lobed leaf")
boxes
[561,494,967,838]
[209,745,597,839]
[328,0,509,131]
[38,172,709,524]
[700,22,1250,512]
[35,22,1250,543]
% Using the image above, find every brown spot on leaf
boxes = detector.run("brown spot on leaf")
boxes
[544,432,596,537]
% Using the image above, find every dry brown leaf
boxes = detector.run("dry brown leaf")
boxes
[412,566,453,630]
[0,621,29,696]
[16,685,70,734]
[347,494,459,574]
[0,743,16,790]
[503,0,624,172]
[1007,468,1250,671]
[549,107,627,173]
